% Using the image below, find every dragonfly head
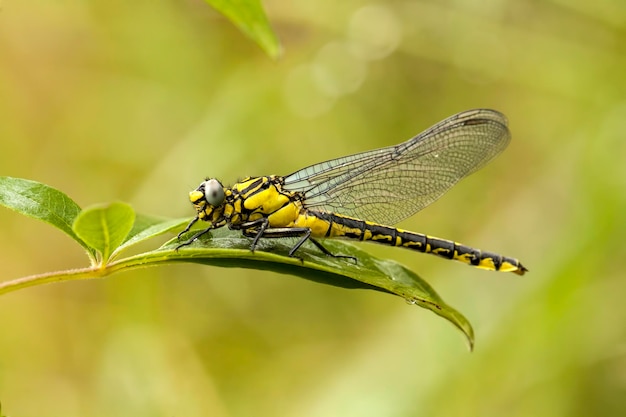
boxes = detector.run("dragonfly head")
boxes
[190,178,226,223]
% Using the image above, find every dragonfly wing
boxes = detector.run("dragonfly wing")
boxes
[282,109,511,225]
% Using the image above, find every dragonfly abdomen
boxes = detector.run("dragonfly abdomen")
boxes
[400,232,527,275]
[313,211,526,275]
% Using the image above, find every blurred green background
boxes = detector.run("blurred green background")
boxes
[1,0,626,416]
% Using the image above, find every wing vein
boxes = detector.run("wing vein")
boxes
[283,109,511,225]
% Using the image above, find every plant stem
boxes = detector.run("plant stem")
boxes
[0,251,177,296]
[0,267,103,295]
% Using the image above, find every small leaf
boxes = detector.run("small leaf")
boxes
[0,176,95,257]
[159,228,474,348]
[204,0,282,58]
[113,215,190,257]
[72,202,135,263]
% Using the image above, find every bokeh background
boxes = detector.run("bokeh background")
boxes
[1,0,625,416]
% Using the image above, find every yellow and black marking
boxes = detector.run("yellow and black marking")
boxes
[178,109,527,275]
[308,211,525,275]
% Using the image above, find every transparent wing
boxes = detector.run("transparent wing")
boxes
[282,109,511,225]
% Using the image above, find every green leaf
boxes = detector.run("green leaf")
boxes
[160,228,475,348]
[112,215,190,257]
[204,0,282,58]
[0,206,473,347]
[0,178,473,347]
[0,176,95,258]
[72,202,135,263]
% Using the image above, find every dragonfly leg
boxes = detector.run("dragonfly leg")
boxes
[287,228,312,257]
[309,238,357,263]
[241,226,356,262]
[177,216,199,240]
[239,226,308,254]
[175,225,213,250]
[235,218,270,252]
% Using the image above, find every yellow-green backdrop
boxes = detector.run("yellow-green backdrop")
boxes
[1,0,625,416]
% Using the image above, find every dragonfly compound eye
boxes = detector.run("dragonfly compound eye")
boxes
[203,178,225,207]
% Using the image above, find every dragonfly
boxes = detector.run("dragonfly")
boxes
[177,109,527,275]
